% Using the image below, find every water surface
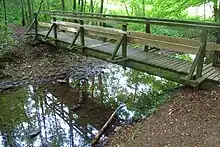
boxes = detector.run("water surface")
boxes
[0,63,179,146]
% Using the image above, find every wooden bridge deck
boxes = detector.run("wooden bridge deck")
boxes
[37,30,220,86]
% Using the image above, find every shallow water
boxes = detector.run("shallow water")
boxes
[0,63,179,146]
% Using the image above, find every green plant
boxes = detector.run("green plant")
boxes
[0,24,14,57]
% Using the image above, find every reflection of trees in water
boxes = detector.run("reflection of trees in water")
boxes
[0,64,179,146]
[88,64,179,120]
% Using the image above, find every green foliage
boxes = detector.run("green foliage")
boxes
[0,24,14,57]
[0,88,29,131]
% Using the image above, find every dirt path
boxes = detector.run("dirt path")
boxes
[106,87,220,147]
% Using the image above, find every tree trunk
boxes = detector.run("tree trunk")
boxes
[73,0,77,11]
[46,0,50,11]
[90,0,93,13]
[142,0,145,16]
[81,0,84,12]
[32,0,34,12]
[100,0,104,14]
[2,0,7,27]
[27,0,32,21]
[84,0,86,12]
[61,0,65,11]
[78,0,81,11]
[20,0,25,26]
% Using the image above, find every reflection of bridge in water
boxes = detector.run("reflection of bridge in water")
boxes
[31,11,220,88]
[41,77,116,146]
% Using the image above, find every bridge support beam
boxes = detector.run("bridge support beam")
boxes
[187,29,208,81]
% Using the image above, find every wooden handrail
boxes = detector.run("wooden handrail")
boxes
[39,11,220,30]
[38,21,220,54]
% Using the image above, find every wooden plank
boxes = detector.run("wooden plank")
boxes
[203,68,217,78]
[208,71,220,80]
[213,74,220,81]
[130,52,160,63]
[53,15,127,25]
[202,66,214,75]
[175,62,192,72]
[176,63,192,73]
[129,31,220,52]
[87,31,122,40]
[128,36,199,55]
[150,56,174,66]
[54,21,127,35]
[88,42,111,48]
[202,63,213,71]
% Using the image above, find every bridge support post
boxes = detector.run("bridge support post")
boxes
[212,51,220,66]
[52,16,58,47]
[187,29,208,81]
[122,24,127,70]
[144,23,151,52]
[80,20,85,49]
[212,32,220,66]
[122,24,127,58]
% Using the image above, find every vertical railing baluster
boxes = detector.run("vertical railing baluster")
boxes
[102,15,107,42]
[144,23,150,52]
[52,16,57,47]
[213,31,220,66]
[80,20,85,47]
[122,23,127,58]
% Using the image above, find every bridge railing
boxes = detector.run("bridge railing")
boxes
[36,11,220,81]
[38,11,220,55]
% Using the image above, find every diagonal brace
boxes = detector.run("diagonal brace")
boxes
[111,35,125,60]
[187,29,208,80]
[69,28,81,49]
[43,24,55,41]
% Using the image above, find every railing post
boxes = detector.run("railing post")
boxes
[212,31,220,66]
[196,29,208,79]
[187,29,208,80]
[80,20,85,47]
[122,23,127,58]
[102,15,107,42]
[144,23,150,52]
[52,16,58,46]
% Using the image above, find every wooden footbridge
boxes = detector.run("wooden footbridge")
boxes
[30,11,220,87]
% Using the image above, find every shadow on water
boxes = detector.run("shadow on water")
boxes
[0,63,180,146]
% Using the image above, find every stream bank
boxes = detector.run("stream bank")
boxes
[106,87,220,147]
[0,32,180,146]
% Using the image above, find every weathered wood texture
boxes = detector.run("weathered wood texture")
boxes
[38,21,220,56]
[35,12,220,87]
[37,31,220,86]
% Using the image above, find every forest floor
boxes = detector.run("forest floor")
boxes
[0,25,103,87]
[106,87,220,147]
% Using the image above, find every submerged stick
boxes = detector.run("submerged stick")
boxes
[91,104,125,146]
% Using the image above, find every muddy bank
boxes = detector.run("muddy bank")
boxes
[0,38,105,90]
[106,87,220,147]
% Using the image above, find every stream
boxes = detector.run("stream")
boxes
[0,63,179,147]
